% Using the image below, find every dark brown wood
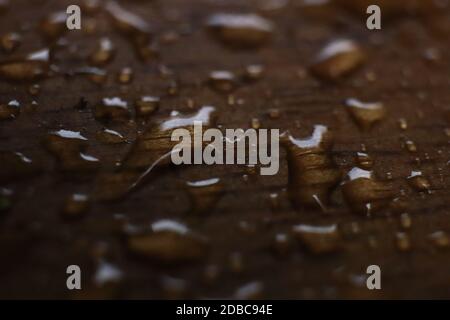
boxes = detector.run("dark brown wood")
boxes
[0,0,449,299]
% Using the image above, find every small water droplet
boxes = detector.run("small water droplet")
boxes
[95,97,130,121]
[209,70,236,93]
[243,64,265,82]
[229,251,245,273]
[345,98,386,130]
[206,13,274,49]
[251,117,261,129]
[94,260,123,287]
[404,140,417,153]
[292,224,341,254]
[117,67,133,84]
[310,39,365,81]
[355,152,373,170]
[267,108,280,119]
[62,193,90,220]
[407,170,431,192]
[40,11,67,40]
[127,220,208,264]
[1,32,21,53]
[185,178,224,215]
[399,213,412,229]
[90,38,115,66]
[398,118,408,130]
[0,100,20,120]
[234,281,264,299]
[0,151,39,181]
[135,96,160,118]
[429,231,449,248]
[96,128,126,144]
[272,232,291,256]
[0,187,13,213]
[395,232,411,252]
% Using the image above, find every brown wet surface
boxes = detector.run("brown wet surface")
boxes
[0,0,450,299]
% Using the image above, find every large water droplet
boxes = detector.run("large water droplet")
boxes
[94,106,217,200]
[282,125,341,210]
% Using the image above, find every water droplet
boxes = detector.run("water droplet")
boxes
[127,220,208,264]
[124,106,216,170]
[93,260,122,288]
[355,152,373,170]
[203,264,220,284]
[28,84,40,96]
[272,232,291,256]
[1,32,21,53]
[399,213,412,229]
[0,187,13,213]
[395,232,411,252]
[0,100,20,120]
[94,106,217,200]
[398,118,408,130]
[282,125,341,210]
[135,96,160,118]
[185,178,224,215]
[405,140,417,153]
[106,1,152,40]
[206,13,274,49]
[429,231,449,248]
[292,224,341,254]
[40,12,67,40]
[345,98,386,130]
[95,97,130,122]
[117,67,133,84]
[0,151,39,182]
[96,128,126,144]
[234,281,264,299]
[44,130,100,172]
[407,171,431,192]
[342,167,394,215]
[243,64,265,82]
[89,38,115,66]
[251,117,261,129]
[0,48,50,81]
[267,193,280,211]
[310,39,365,81]
[105,1,156,61]
[161,276,188,299]
[229,252,245,273]
[209,70,236,93]
[62,193,90,220]
[267,108,280,119]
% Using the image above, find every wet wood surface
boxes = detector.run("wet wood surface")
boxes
[0,0,450,299]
